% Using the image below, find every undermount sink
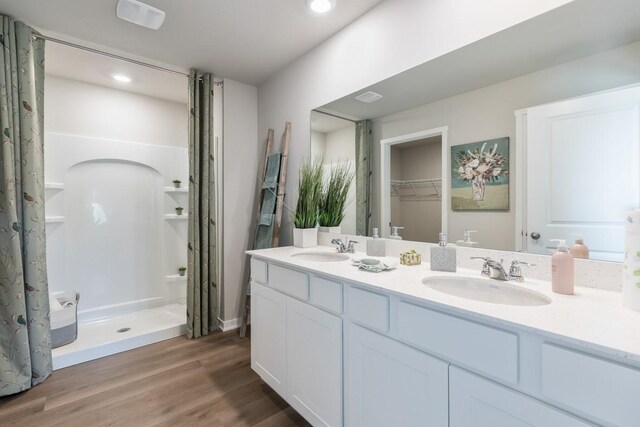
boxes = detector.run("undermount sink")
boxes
[422,276,551,306]
[291,251,351,262]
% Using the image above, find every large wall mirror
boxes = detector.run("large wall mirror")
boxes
[310,0,640,262]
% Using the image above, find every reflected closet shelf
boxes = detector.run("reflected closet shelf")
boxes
[45,183,65,190]
[165,274,187,282]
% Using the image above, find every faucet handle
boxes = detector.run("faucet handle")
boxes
[470,256,492,276]
[510,260,535,268]
[509,260,535,282]
[347,240,359,253]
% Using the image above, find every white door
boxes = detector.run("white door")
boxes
[251,281,287,397]
[286,297,342,427]
[524,85,640,261]
[346,323,449,427]
[449,367,591,427]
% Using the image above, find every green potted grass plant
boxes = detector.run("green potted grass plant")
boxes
[293,157,323,248]
[173,179,182,189]
[318,161,354,234]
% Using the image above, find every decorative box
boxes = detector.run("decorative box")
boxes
[400,250,421,266]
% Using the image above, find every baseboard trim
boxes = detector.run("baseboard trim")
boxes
[219,317,242,332]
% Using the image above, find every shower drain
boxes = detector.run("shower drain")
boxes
[116,327,131,333]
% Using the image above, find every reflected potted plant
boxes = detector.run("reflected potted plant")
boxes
[293,157,323,248]
[175,206,184,216]
[178,267,186,277]
[318,161,354,234]
[173,179,182,189]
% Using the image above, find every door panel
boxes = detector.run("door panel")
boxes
[525,85,640,261]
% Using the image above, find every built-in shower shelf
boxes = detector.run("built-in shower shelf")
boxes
[165,274,187,282]
[164,187,188,193]
[46,216,66,223]
[164,214,188,220]
[45,183,65,190]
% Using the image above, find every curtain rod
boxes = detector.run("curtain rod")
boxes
[33,33,224,86]
[312,109,359,123]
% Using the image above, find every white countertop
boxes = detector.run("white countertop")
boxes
[248,246,640,365]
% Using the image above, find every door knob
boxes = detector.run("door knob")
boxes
[530,232,541,240]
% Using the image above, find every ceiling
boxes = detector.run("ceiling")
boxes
[319,0,640,120]
[46,42,188,104]
[310,111,354,134]
[0,0,384,86]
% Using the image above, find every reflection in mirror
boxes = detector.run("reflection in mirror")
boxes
[310,112,357,234]
[311,0,640,261]
[390,136,442,243]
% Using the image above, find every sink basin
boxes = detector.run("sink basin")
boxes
[291,251,351,262]
[422,276,551,306]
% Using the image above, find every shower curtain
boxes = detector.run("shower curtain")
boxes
[0,17,52,396]
[186,70,219,339]
[355,120,373,236]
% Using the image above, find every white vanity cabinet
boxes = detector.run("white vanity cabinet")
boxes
[250,260,343,427]
[449,367,591,427]
[346,323,449,427]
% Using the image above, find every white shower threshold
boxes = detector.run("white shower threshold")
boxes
[52,303,186,370]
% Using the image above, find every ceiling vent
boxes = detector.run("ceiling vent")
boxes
[116,0,166,30]
[355,91,383,104]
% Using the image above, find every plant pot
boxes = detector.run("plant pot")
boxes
[293,227,318,248]
[175,210,184,216]
[318,226,342,234]
[178,270,186,277]
[173,182,181,188]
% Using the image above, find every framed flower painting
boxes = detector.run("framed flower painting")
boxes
[451,137,509,210]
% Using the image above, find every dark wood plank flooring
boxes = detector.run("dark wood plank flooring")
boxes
[0,331,310,427]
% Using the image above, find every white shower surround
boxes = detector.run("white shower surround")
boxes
[45,132,188,323]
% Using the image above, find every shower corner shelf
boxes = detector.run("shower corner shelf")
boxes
[165,274,187,282]
[164,214,188,220]
[45,183,65,190]
[46,216,66,223]
[164,187,189,193]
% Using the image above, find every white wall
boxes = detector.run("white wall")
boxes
[45,75,188,147]
[323,125,357,235]
[258,0,573,245]
[372,40,640,250]
[222,79,259,324]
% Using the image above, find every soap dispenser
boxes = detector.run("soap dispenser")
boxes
[389,226,404,240]
[430,233,457,272]
[366,228,386,257]
[551,239,574,295]
[456,229,478,247]
[570,235,589,259]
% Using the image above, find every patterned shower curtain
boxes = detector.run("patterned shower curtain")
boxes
[186,70,219,339]
[355,120,373,236]
[0,17,52,396]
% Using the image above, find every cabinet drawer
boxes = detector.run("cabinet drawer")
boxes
[397,301,518,384]
[348,286,389,332]
[310,276,343,314]
[541,343,640,426]
[250,258,268,284]
[269,264,309,301]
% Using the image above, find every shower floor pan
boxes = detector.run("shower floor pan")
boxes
[52,303,186,370]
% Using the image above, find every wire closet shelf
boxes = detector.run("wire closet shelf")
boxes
[391,178,442,201]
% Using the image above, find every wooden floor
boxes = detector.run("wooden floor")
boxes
[0,331,310,427]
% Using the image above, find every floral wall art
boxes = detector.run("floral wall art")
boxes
[451,137,509,210]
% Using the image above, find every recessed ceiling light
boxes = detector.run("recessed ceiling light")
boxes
[116,0,165,30]
[307,0,336,14]
[112,74,132,83]
[355,91,383,104]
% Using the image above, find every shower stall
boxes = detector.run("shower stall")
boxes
[45,133,189,369]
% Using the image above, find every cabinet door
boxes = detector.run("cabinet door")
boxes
[346,323,449,427]
[449,367,591,427]
[251,281,287,397]
[286,297,342,427]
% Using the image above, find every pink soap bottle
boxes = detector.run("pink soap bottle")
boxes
[550,239,574,295]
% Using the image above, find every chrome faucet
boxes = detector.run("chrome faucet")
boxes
[331,238,358,254]
[471,257,535,282]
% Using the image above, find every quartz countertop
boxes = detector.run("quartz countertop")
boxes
[247,246,640,365]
